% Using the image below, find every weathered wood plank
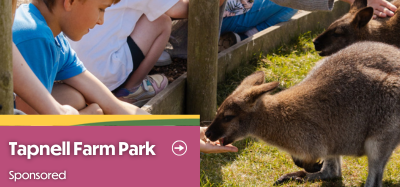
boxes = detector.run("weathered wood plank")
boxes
[0,0,14,114]
[187,0,219,120]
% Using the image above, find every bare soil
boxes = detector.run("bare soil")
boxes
[149,58,187,83]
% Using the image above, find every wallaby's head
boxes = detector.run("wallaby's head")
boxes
[205,71,278,145]
[313,0,374,56]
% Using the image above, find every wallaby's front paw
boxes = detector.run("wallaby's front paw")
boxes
[273,171,307,185]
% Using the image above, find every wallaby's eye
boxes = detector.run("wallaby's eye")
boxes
[333,29,344,37]
[223,115,235,122]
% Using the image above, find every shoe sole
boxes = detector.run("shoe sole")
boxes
[154,59,173,67]
[218,32,240,53]
[121,75,169,107]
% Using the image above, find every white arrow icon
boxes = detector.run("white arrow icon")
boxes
[174,145,184,151]
[172,140,187,156]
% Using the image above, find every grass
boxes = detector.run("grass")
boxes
[203,29,400,187]
[217,30,322,105]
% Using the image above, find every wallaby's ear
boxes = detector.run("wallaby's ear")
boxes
[240,71,266,87]
[351,7,373,28]
[350,0,368,13]
[244,82,279,103]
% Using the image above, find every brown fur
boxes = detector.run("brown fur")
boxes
[313,0,400,56]
[206,42,400,187]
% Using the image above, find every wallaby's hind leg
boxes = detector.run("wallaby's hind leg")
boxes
[275,157,341,185]
[306,156,342,181]
[364,139,394,187]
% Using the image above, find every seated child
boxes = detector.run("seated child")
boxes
[13,0,149,115]
[13,43,100,114]
[69,0,190,107]
[219,0,298,51]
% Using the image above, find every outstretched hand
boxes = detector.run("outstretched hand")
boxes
[200,139,238,153]
[367,0,397,18]
[60,105,79,115]
[200,127,238,153]
[78,103,103,115]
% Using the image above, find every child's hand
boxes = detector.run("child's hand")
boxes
[79,103,103,115]
[200,127,208,140]
[200,139,238,153]
[60,105,79,115]
[200,127,238,153]
[367,0,397,18]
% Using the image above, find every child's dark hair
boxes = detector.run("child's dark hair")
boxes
[42,0,121,12]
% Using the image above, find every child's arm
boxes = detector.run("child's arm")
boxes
[62,71,150,115]
[165,0,226,19]
[12,43,79,115]
[165,0,189,18]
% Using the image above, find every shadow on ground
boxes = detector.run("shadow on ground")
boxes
[358,180,400,187]
[200,138,256,186]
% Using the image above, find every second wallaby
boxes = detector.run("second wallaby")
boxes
[205,42,400,187]
[313,0,400,56]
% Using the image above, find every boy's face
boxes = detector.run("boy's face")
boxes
[62,0,113,41]
[240,0,253,9]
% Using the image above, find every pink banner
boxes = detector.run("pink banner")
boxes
[0,126,199,186]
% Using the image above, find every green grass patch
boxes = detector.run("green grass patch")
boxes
[217,30,322,105]
[203,29,400,186]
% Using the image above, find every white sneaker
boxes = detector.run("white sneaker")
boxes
[155,51,172,66]
[218,32,241,53]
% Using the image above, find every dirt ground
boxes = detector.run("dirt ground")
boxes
[149,58,187,83]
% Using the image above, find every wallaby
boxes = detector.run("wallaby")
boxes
[205,42,400,187]
[313,0,400,56]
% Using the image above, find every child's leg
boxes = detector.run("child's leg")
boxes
[16,83,101,114]
[51,83,86,110]
[221,0,296,34]
[52,84,103,114]
[123,14,172,89]
[254,7,297,33]
[15,83,85,114]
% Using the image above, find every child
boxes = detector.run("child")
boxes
[13,43,103,114]
[270,0,396,18]
[219,0,297,51]
[13,0,149,115]
[68,0,190,106]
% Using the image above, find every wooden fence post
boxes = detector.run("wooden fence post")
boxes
[187,0,219,121]
[0,0,14,114]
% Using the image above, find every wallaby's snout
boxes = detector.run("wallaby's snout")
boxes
[206,111,241,146]
[205,130,212,138]
[312,39,320,50]
[312,38,326,56]
[204,121,225,143]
